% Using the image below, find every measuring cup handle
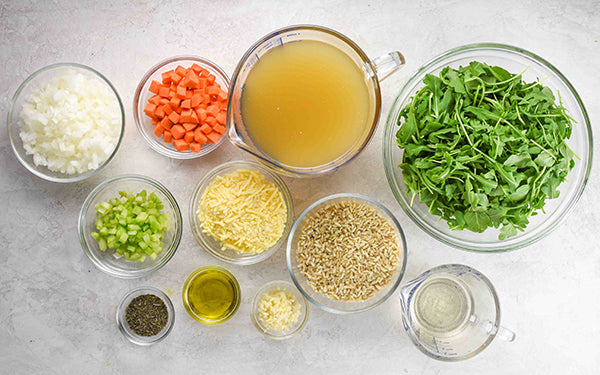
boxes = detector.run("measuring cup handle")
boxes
[370,52,405,81]
[497,325,516,342]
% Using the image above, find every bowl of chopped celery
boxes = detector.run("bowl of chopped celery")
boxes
[78,174,183,278]
[383,43,593,252]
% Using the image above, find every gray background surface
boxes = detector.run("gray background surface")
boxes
[1,0,598,374]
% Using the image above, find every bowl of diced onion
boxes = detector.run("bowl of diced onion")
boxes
[251,280,308,339]
[78,174,182,278]
[7,63,125,183]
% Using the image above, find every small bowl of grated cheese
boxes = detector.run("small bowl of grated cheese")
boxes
[7,63,125,182]
[189,160,294,265]
[251,280,308,339]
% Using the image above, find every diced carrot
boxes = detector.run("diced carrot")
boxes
[162,70,174,83]
[158,86,170,98]
[191,94,202,107]
[169,97,181,109]
[202,95,211,104]
[185,90,193,99]
[190,110,199,124]
[144,103,157,116]
[163,104,173,116]
[216,111,226,125]
[206,105,219,117]
[163,130,172,143]
[151,118,159,125]
[218,101,228,110]
[207,86,219,97]
[205,116,217,127]
[194,128,208,144]
[206,131,221,144]
[190,142,202,153]
[173,139,189,151]
[159,98,169,105]
[183,123,196,132]
[154,105,165,119]
[191,63,203,74]
[180,109,193,123]
[196,108,207,122]
[160,116,173,130]
[207,74,216,84]
[175,86,187,99]
[168,111,180,124]
[149,80,161,94]
[175,65,187,77]
[217,89,228,101]
[213,124,225,134]
[186,72,200,89]
[184,131,195,143]
[200,124,212,134]
[171,124,186,140]
[154,124,164,137]
[170,72,183,85]
[198,78,207,89]
[181,99,191,109]
[148,95,161,105]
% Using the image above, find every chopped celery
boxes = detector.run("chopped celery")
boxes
[90,190,170,263]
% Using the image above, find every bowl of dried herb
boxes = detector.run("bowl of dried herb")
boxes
[116,286,175,345]
[383,43,593,252]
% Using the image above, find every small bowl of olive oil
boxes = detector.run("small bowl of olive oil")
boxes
[182,266,241,325]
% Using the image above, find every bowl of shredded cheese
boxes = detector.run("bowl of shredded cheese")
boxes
[251,280,308,339]
[189,160,294,265]
[7,63,124,182]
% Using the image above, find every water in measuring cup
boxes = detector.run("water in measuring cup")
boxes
[412,276,473,335]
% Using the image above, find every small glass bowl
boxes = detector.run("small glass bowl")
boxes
[383,43,593,252]
[189,160,294,265]
[116,286,175,346]
[182,266,241,325]
[7,63,125,183]
[78,174,183,278]
[251,280,308,339]
[133,55,230,159]
[287,193,408,314]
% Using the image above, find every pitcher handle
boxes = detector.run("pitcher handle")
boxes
[370,52,405,81]
[496,325,516,342]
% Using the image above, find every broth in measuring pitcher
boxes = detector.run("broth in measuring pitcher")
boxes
[241,40,375,168]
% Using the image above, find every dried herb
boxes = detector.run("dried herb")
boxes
[125,294,168,336]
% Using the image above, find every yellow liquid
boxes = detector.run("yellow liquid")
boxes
[241,40,375,168]
[185,270,239,323]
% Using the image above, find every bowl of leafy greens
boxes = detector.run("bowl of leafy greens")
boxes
[383,43,593,252]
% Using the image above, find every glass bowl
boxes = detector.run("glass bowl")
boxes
[286,193,408,314]
[133,55,230,159]
[116,286,175,346]
[78,174,183,278]
[7,63,125,183]
[251,280,308,339]
[182,266,241,325]
[189,160,294,265]
[383,43,593,252]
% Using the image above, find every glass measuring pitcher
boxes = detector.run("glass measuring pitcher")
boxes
[399,264,515,361]
[226,25,405,177]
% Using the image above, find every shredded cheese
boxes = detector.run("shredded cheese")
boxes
[197,169,287,254]
[258,288,301,332]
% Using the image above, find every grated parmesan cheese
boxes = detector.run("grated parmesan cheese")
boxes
[197,169,287,254]
[258,288,301,332]
[18,71,121,174]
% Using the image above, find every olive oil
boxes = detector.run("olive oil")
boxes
[241,40,375,168]
[183,267,240,325]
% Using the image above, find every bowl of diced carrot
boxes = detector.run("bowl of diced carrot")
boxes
[133,56,229,159]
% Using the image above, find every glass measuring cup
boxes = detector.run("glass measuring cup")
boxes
[227,24,405,177]
[399,264,515,361]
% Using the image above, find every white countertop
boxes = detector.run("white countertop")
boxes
[1,0,599,373]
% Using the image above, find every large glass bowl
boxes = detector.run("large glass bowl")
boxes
[189,160,294,265]
[133,55,229,159]
[78,174,183,278]
[383,43,593,252]
[7,63,125,183]
[286,194,408,314]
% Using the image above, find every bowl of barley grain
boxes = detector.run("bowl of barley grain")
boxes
[286,193,408,314]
